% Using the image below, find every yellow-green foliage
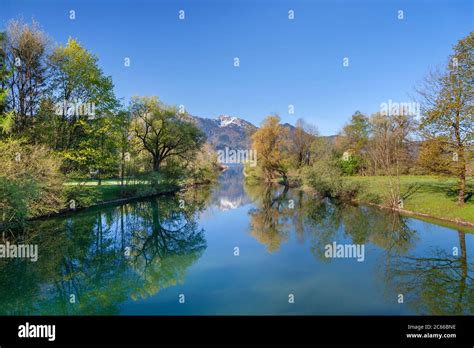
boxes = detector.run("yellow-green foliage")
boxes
[0,139,65,223]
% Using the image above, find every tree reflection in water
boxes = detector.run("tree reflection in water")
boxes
[0,177,472,315]
[245,182,474,314]
[385,229,474,315]
[245,182,415,258]
[0,189,210,315]
[245,183,290,252]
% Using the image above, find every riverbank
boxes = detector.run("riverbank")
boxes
[69,176,215,201]
[21,178,215,223]
[61,174,474,228]
[345,175,474,226]
[247,169,474,227]
[64,179,180,208]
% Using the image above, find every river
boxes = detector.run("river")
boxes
[0,166,472,315]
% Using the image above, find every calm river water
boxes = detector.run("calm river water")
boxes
[0,166,472,315]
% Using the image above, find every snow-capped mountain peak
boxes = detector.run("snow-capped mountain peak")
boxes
[188,114,258,150]
[218,197,243,210]
[218,115,246,128]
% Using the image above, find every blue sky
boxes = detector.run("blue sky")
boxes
[2,0,473,135]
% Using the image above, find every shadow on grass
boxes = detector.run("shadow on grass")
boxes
[404,178,474,204]
[402,183,421,201]
[465,191,473,203]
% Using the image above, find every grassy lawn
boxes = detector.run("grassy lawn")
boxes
[346,175,474,224]
[64,179,175,208]
[64,179,142,186]
[64,179,134,204]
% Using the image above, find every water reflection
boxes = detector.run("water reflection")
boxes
[245,182,416,258]
[386,230,474,315]
[0,167,473,315]
[0,190,210,315]
[245,184,290,252]
[244,180,474,314]
[210,166,252,210]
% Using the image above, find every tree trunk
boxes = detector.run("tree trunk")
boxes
[153,157,161,172]
[281,172,289,187]
[457,147,466,206]
[454,109,466,206]
[120,150,125,187]
[458,171,466,206]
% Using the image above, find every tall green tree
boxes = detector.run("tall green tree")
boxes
[4,19,48,133]
[339,111,370,154]
[0,31,14,135]
[129,96,206,172]
[64,115,121,184]
[417,32,474,206]
[46,38,118,176]
[0,31,8,114]
[48,37,117,153]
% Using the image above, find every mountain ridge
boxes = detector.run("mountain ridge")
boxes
[189,114,336,150]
